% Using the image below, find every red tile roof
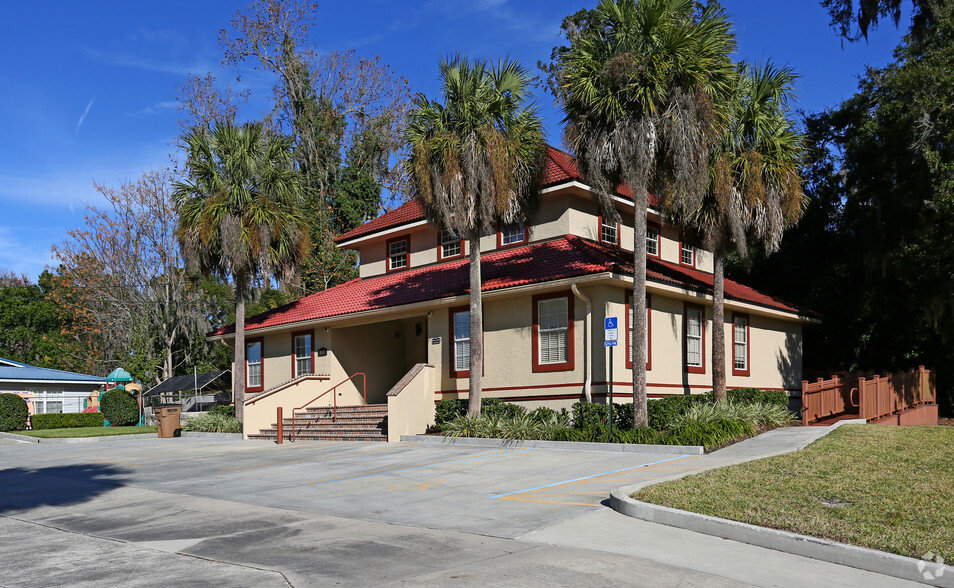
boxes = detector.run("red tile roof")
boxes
[210,236,814,336]
[335,145,657,244]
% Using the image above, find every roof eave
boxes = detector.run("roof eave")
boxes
[207,271,618,341]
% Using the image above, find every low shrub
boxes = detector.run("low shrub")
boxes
[631,426,661,444]
[571,401,633,431]
[209,404,236,418]
[676,401,797,429]
[31,413,105,430]
[441,415,484,438]
[708,388,788,407]
[500,413,541,440]
[484,398,527,419]
[434,399,466,428]
[100,388,140,426]
[0,393,29,431]
[648,395,708,430]
[434,398,526,429]
[528,406,557,422]
[182,412,242,433]
[659,419,757,448]
[572,401,609,430]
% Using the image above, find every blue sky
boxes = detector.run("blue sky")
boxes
[1,0,906,280]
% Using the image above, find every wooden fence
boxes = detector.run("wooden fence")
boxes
[802,366,936,426]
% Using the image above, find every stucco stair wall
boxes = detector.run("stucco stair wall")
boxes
[249,403,388,442]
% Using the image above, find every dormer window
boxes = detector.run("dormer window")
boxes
[599,217,619,246]
[498,223,527,248]
[387,236,409,272]
[680,242,695,267]
[439,230,463,260]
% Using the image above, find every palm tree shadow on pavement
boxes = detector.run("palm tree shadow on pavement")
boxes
[0,464,127,514]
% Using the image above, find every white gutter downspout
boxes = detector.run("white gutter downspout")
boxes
[571,284,592,403]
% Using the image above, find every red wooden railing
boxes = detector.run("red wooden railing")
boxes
[802,366,935,425]
[291,373,366,443]
[858,366,935,423]
[801,374,854,425]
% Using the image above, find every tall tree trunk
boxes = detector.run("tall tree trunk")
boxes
[712,252,727,403]
[468,237,483,417]
[632,188,649,428]
[234,277,247,422]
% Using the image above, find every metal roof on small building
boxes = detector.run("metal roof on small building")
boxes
[0,357,108,384]
[144,370,230,397]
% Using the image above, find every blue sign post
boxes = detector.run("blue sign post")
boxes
[604,317,618,437]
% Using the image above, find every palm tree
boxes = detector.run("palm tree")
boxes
[556,0,735,426]
[174,121,307,421]
[687,61,806,402]
[405,56,546,417]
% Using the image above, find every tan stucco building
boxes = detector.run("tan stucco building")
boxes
[209,147,817,439]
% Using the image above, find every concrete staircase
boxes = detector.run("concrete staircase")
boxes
[249,404,388,442]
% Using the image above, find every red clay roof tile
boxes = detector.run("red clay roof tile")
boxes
[210,236,813,336]
[335,146,659,244]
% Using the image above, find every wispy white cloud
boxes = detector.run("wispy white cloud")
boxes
[0,173,106,208]
[0,227,58,280]
[425,0,559,42]
[75,97,95,135]
[83,47,213,77]
[131,100,178,117]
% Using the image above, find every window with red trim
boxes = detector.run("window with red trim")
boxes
[732,313,750,376]
[497,223,528,248]
[532,292,574,372]
[646,225,660,257]
[438,230,464,260]
[684,303,705,373]
[386,235,409,272]
[292,330,314,377]
[625,294,651,370]
[598,216,619,246]
[449,306,471,378]
[680,242,695,267]
[246,337,264,392]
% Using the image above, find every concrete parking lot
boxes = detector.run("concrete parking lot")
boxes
[0,436,922,587]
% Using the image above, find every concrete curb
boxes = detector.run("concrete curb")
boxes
[0,431,243,444]
[401,434,703,455]
[609,420,952,586]
[610,491,953,586]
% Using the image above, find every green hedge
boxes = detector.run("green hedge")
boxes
[209,404,235,418]
[722,388,788,407]
[648,395,709,430]
[570,401,635,431]
[31,412,105,430]
[434,398,527,428]
[0,393,29,431]
[100,389,140,426]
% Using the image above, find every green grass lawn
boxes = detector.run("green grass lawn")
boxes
[634,424,954,560]
[16,426,157,438]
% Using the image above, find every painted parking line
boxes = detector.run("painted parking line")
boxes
[488,454,696,500]
[210,443,421,473]
[309,447,534,486]
[90,440,335,467]
[89,441,420,470]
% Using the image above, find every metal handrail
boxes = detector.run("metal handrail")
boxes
[291,373,366,442]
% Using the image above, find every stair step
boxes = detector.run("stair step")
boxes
[304,404,387,413]
[281,418,388,426]
[257,402,388,443]
[250,432,387,442]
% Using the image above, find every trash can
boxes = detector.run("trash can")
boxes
[155,404,182,438]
